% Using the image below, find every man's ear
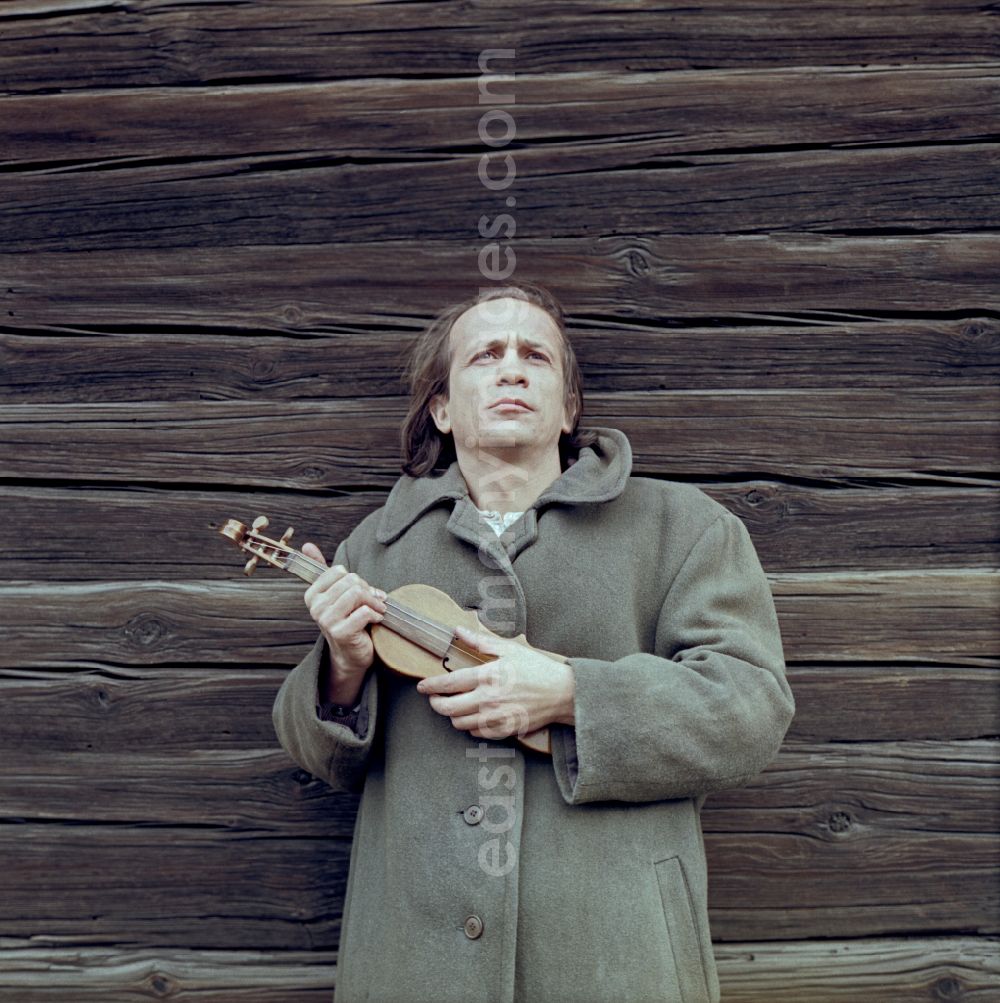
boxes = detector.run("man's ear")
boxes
[560,394,576,435]
[429,393,451,434]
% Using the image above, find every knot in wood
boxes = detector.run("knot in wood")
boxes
[932,976,963,1000]
[827,810,853,834]
[281,303,304,326]
[149,973,173,996]
[251,355,276,382]
[298,464,327,482]
[625,247,650,276]
[124,613,167,648]
[959,320,995,344]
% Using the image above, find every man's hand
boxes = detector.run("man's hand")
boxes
[302,542,387,705]
[416,625,575,739]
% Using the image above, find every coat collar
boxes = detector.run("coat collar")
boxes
[376,426,632,545]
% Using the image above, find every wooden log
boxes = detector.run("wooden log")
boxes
[1,1,996,93]
[0,485,388,581]
[712,937,1000,1002]
[783,664,1000,742]
[0,572,996,668]
[702,740,1000,837]
[0,820,993,944]
[1,661,995,765]
[705,827,998,939]
[0,739,995,836]
[3,480,997,580]
[0,824,350,949]
[4,68,999,166]
[768,571,1000,665]
[0,749,351,829]
[2,320,996,401]
[3,236,998,331]
[0,937,996,1002]
[7,142,999,251]
[0,667,289,753]
[0,580,320,668]
[0,941,338,1002]
[0,391,996,489]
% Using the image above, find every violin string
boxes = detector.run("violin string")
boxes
[384,601,455,647]
[278,554,493,664]
[384,600,456,645]
[281,550,326,577]
[281,552,458,651]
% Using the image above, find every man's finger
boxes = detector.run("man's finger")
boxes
[417,666,481,694]
[429,692,481,721]
[453,624,503,654]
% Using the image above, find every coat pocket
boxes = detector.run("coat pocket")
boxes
[653,855,713,1003]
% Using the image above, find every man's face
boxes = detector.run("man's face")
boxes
[429,296,573,454]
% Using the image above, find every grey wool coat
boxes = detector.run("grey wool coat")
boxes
[272,426,795,1003]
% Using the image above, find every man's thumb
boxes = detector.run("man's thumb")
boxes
[302,541,328,567]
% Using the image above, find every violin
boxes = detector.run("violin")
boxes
[220,515,563,755]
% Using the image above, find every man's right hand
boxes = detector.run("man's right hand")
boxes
[302,542,388,703]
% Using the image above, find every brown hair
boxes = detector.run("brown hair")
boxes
[401,282,597,476]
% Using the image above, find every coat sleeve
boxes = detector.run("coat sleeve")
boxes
[271,537,380,795]
[551,510,794,805]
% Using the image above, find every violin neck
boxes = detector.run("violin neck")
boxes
[282,552,325,585]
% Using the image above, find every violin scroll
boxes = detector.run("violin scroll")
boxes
[220,515,296,576]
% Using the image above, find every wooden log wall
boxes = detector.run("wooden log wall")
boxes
[1,1,998,999]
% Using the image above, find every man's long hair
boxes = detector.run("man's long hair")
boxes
[400,281,597,477]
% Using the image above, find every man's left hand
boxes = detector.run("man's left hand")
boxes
[416,625,575,739]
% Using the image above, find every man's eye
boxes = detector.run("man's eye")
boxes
[475,349,496,360]
[529,352,548,361]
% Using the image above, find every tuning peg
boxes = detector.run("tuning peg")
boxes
[252,516,270,532]
[243,555,260,576]
[279,526,294,546]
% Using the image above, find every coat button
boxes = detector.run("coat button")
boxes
[462,804,484,825]
[463,914,484,940]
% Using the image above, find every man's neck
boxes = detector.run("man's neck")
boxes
[455,444,563,514]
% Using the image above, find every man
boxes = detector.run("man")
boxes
[272,282,794,1003]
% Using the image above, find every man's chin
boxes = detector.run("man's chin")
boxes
[465,426,535,450]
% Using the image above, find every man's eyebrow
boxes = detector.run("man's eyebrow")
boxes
[469,335,554,354]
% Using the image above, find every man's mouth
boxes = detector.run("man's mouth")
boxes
[490,398,533,412]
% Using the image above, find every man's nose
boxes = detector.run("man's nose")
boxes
[496,349,528,384]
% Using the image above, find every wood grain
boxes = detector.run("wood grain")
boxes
[1,391,996,488]
[8,143,999,251]
[1,661,994,771]
[1,937,996,1002]
[712,937,1000,1002]
[0,485,389,580]
[706,830,998,939]
[1,1,996,94]
[4,68,998,166]
[1,740,994,835]
[4,235,999,332]
[3,481,997,580]
[0,817,992,945]
[0,824,351,949]
[0,572,996,667]
[0,942,339,1002]
[769,571,1000,665]
[2,320,996,401]
[703,740,1000,836]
